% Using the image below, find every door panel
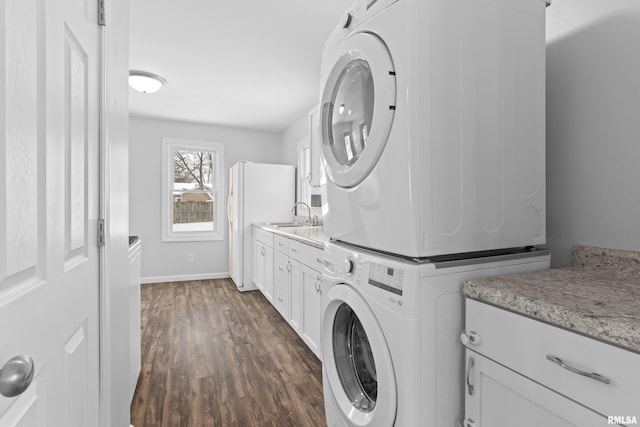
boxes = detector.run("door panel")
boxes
[0,0,100,424]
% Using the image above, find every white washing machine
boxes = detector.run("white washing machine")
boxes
[321,241,550,427]
[319,0,550,258]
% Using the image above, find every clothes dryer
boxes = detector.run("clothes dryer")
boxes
[321,242,550,427]
[319,0,550,258]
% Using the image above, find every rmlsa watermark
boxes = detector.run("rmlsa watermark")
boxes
[608,415,638,425]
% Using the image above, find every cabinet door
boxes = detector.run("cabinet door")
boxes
[264,245,274,302]
[301,265,322,359]
[253,239,266,293]
[289,260,302,333]
[253,238,274,302]
[464,351,606,427]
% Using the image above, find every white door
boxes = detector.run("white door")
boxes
[319,32,396,189]
[0,0,101,425]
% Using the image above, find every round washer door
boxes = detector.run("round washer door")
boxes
[322,284,397,426]
[320,32,396,189]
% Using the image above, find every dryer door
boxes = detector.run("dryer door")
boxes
[320,32,396,189]
[322,284,397,426]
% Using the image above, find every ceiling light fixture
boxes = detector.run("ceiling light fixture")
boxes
[128,70,167,94]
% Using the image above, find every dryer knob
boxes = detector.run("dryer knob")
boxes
[342,12,353,29]
[343,258,355,275]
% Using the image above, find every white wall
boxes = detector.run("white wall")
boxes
[281,108,310,165]
[129,116,287,282]
[546,1,640,266]
[281,107,325,218]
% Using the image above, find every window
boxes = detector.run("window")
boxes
[298,143,312,207]
[162,138,224,242]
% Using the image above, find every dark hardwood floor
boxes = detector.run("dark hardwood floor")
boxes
[131,279,327,427]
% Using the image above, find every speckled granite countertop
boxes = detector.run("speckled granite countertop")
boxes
[254,223,329,249]
[464,245,640,354]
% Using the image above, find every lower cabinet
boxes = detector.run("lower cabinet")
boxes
[273,249,290,318]
[300,265,322,359]
[463,351,605,427]
[463,298,640,427]
[128,239,142,403]
[289,260,302,334]
[252,229,274,301]
[253,227,324,359]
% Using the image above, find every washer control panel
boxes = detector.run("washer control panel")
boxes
[368,262,404,296]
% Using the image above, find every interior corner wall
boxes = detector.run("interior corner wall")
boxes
[281,108,310,166]
[129,116,287,282]
[546,1,640,267]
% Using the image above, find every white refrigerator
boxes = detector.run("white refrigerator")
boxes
[228,162,295,291]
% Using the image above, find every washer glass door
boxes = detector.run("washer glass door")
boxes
[320,32,396,189]
[333,302,377,412]
[322,284,397,426]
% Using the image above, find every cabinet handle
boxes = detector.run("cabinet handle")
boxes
[460,331,482,347]
[463,418,477,427]
[316,257,323,264]
[314,277,322,294]
[278,266,284,271]
[260,246,266,256]
[466,356,475,396]
[291,248,297,252]
[286,262,292,272]
[545,355,610,384]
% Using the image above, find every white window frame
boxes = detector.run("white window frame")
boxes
[161,138,225,242]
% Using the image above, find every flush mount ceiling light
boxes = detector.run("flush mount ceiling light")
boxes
[128,70,167,94]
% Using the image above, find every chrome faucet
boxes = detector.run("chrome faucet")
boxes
[292,202,312,225]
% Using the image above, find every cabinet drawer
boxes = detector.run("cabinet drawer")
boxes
[465,299,640,417]
[274,251,289,285]
[274,281,289,319]
[274,234,289,253]
[288,239,301,260]
[254,227,273,247]
[297,243,324,270]
[464,351,606,427]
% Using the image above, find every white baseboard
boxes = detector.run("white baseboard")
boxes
[141,272,230,284]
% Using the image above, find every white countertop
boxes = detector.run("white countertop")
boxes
[464,245,640,354]
[254,223,329,249]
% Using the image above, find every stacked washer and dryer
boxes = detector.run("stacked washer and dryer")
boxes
[317,0,551,426]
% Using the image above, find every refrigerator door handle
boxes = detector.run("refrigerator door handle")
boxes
[227,171,233,226]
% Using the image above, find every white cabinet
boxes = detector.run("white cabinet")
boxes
[300,264,322,359]
[128,238,142,402]
[253,226,325,359]
[273,247,291,319]
[253,227,274,301]
[463,352,605,427]
[289,258,302,334]
[463,299,640,427]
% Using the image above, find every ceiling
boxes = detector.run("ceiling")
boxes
[129,0,352,133]
[129,1,638,133]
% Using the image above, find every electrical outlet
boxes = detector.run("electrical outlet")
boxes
[187,253,194,263]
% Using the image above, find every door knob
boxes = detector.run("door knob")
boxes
[0,355,35,397]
